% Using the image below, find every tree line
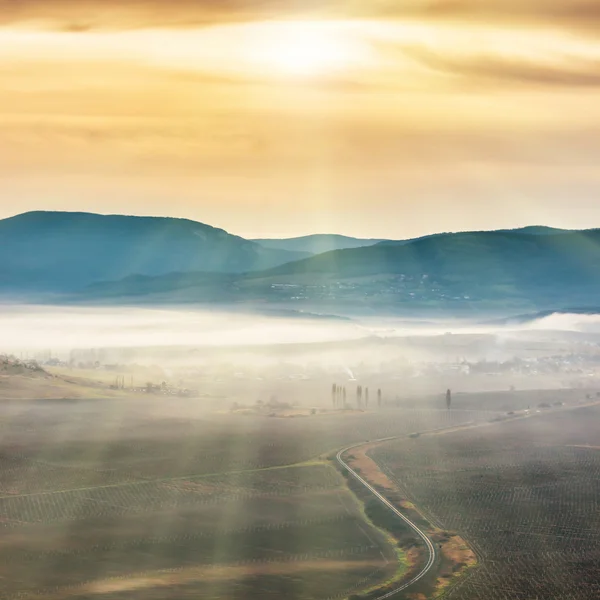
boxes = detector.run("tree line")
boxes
[331,384,452,410]
[331,384,383,409]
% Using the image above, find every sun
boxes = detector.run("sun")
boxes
[245,21,371,77]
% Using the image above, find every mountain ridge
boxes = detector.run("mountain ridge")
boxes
[3,211,599,311]
[253,226,571,255]
[0,211,308,292]
[70,226,600,312]
[252,234,387,254]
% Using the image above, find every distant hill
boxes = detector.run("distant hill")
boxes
[0,211,308,292]
[256,227,570,255]
[376,226,572,248]
[261,229,599,282]
[252,234,387,254]
[502,226,571,236]
[256,229,600,306]
[76,228,600,311]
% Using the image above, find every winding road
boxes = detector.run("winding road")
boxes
[336,440,437,599]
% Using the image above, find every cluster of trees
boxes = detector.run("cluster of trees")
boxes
[331,384,347,408]
[332,384,452,410]
[356,385,368,408]
[332,384,383,409]
[110,375,128,390]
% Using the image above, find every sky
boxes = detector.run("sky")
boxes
[1,1,599,239]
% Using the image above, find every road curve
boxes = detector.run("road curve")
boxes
[336,439,437,599]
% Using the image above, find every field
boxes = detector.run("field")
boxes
[371,405,600,599]
[0,397,481,600]
[0,390,597,599]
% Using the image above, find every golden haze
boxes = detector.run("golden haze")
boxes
[1,4,599,237]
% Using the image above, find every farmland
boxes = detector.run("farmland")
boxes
[371,405,600,599]
[0,390,597,599]
[0,397,479,600]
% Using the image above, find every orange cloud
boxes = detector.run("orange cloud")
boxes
[1,1,599,33]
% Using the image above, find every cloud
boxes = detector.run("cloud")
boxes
[400,45,600,87]
[0,1,317,29]
[417,2,600,38]
[1,1,599,33]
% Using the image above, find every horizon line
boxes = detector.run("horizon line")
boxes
[0,208,583,241]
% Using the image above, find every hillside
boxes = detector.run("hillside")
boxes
[502,225,571,236]
[74,228,600,311]
[376,225,571,247]
[0,211,307,292]
[261,229,600,281]
[0,356,125,399]
[254,229,600,306]
[255,227,568,255]
[252,234,387,254]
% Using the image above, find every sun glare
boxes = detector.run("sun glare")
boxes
[245,21,372,77]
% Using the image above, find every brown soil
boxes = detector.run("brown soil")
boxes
[441,534,477,566]
[433,533,478,593]
[345,442,396,491]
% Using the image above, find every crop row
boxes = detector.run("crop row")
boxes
[0,473,341,525]
[2,519,384,598]
[372,409,600,600]
[0,408,481,495]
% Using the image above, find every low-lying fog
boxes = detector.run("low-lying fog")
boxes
[0,305,365,350]
[3,304,600,400]
[3,305,600,351]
